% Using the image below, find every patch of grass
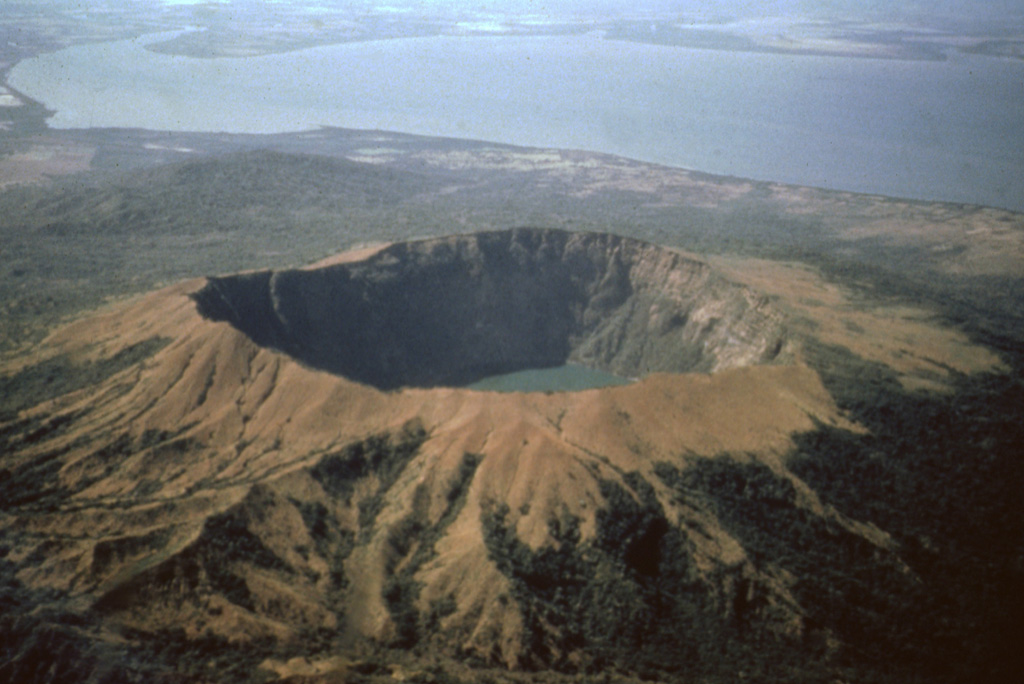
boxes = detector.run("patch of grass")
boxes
[0,337,169,414]
[0,448,69,511]
[788,350,1024,683]
[309,425,427,526]
[657,457,929,672]
[126,628,277,684]
[479,473,813,681]
[382,453,482,649]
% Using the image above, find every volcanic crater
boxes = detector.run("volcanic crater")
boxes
[2,228,870,682]
[192,228,791,390]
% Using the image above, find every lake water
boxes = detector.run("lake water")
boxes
[9,33,1024,210]
[467,364,632,393]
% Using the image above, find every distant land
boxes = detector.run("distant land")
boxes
[4,1,1024,210]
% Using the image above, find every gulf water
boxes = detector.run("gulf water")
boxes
[9,32,1023,210]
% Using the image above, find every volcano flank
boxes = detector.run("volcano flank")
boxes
[1,228,1014,684]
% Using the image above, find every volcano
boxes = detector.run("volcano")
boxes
[0,229,1012,683]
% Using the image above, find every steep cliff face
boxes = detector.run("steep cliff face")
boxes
[193,229,791,389]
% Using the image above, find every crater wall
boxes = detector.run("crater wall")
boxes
[193,229,790,389]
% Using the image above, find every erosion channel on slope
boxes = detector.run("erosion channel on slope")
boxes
[192,229,792,390]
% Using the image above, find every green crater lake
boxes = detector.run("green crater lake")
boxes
[467,364,633,393]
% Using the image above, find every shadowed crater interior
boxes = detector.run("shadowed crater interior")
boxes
[192,229,790,390]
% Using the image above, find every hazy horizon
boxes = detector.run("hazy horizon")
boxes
[17,0,1024,23]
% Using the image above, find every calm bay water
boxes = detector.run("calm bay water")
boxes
[9,33,1024,210]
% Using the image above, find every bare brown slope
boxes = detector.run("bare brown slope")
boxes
[2,230,912,677]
